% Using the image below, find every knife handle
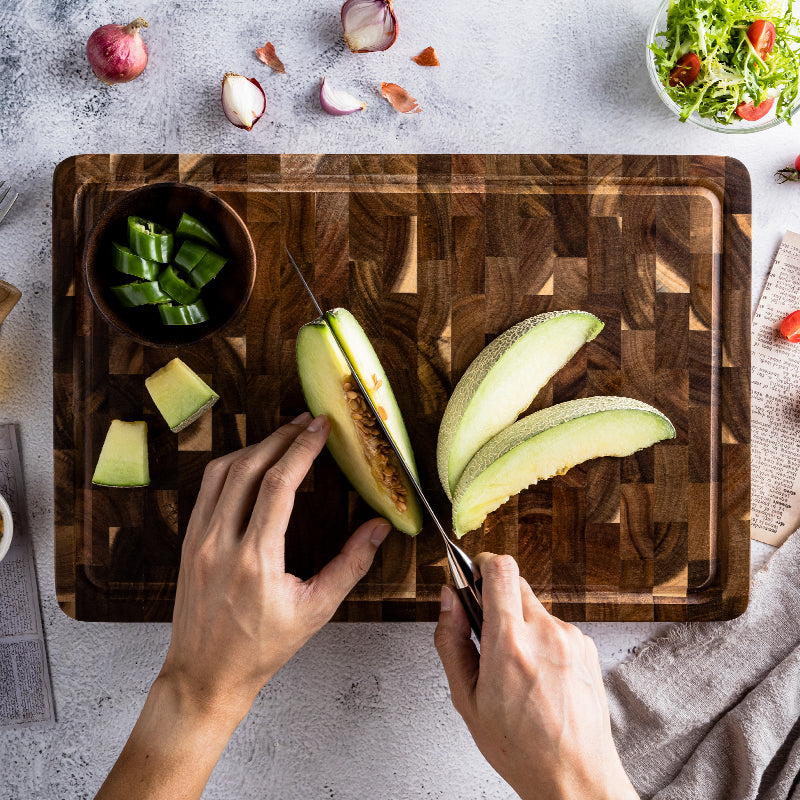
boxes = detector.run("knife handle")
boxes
[456,577,483,640]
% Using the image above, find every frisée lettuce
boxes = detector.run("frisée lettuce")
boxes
[650,0,800,124]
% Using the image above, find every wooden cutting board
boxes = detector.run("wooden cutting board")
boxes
[52,154,751,622]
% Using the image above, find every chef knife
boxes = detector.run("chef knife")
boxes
[285,247,483,639]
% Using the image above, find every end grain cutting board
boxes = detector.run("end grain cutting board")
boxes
[52,154,751,623]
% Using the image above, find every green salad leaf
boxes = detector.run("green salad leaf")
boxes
[650,0,800,124]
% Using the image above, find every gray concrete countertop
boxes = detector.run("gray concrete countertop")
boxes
[0,0,786,797]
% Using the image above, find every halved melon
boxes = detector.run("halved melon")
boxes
[437,311,604,499]
[451,397,675,538]
[296,309,423,535]
[92,420,150,487]
[145,358,219,433]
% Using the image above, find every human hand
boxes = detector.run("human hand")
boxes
[434,553,639,800]
[159,411,391,722]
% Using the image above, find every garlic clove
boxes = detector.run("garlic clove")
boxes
[221,72,266,130]
[381,82,421,114]
[413,46,440,67]
[341,0,398,53]
[255,41,286,74]
[319,77,366,115]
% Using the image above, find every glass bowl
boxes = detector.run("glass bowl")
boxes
[646,0,800,133]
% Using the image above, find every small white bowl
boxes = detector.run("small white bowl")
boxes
[0,493,13,562]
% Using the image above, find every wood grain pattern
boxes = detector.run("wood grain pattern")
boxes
[52,154,751,623]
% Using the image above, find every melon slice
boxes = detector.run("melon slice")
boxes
[145,358,219,433]
[437,311,604,499]
[92,420,150,487]
[296,308,423,535]
[451,397,675,538]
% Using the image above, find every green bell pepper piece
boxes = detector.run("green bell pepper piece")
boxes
[188,251,228,289]
[174,240,209,273]
[111,280,171,307]
[175,212,222,250]
[158,300,210,326]
[112,241,160,280]
[158,265,201,305]
[128,216,174,263]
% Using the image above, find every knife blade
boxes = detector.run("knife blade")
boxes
[285,247,483,638]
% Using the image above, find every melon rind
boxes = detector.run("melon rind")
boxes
[437,311,604,499]
[451,397,675,538]
[296,310,423,536]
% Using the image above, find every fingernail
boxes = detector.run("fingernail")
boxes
[370,522,392,546]
[290,412,312,425]
[440,585,453,612]
[307,414,327,432]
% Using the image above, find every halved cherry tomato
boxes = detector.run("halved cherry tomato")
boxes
[735,97,775,120]
[669,52,702,87]
[781,310,800,343]
[747,19,777,60]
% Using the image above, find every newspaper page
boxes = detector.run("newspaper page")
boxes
[0,423,54,726]
[751,231,800,546]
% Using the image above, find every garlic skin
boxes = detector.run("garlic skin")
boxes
[221,72,266,131]
[319,77,366,115]
[341,0,398,53]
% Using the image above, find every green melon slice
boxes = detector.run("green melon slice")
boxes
[451,397,675,538]
[145,358,219,433]
[296,308,423,535]
[92,420,150,487]
[437,311,604,499]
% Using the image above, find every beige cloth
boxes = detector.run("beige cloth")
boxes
[605,531,800,800]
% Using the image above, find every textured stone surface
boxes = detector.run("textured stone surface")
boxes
[0,0,781,797]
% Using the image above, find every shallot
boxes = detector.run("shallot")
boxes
[86,17,148,84]
[341,0,398,53]
[221,72,266,131]
[319,77,366,115]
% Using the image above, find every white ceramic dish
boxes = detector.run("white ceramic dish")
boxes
[0,492,13,562]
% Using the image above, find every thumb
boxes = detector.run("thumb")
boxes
[434,586,479,719]
[304,517,391,621]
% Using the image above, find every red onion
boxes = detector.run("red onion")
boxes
[86,17,149,85]
[319,77,366,115]
[341,0,398,53]
[221,73,266,131]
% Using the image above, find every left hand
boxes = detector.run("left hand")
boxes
[160,411,392,720]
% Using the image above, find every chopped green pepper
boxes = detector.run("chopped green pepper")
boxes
[111,281,172,307]
[176,212,222,250]
[158,265,201,305]
[188,251,228,289]
[158,300,210,326]
[128,216,174,263]
[173,240,209,273]
[112,241,160,280]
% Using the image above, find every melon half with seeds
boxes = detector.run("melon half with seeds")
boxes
[437,311,604,499]
[296,308,423,535]
[451,397,675,538]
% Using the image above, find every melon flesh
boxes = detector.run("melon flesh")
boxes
[145,358,219,433]
[437,311,603,499]
[452,397,675,538]
[296,309,423,535]
[92,420,150,487]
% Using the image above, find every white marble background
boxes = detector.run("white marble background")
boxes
[0,0,787,797]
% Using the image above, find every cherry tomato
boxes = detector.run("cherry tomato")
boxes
[735,97,775,120]
[747,19,777,60]
[794,154,800,172]
[669,52,702,87]
[781,310,800,343]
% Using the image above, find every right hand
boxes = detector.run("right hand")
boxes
[434,553,639,800]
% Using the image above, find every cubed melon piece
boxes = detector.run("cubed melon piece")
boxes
[92,420,150,487]
[145,358,219,433]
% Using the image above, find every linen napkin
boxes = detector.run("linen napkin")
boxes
[605,531,800,800]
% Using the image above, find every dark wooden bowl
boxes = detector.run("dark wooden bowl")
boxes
[83,182,256,348]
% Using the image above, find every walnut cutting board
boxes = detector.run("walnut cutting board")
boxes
[52,154,751,623]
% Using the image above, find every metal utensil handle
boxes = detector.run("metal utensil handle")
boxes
[457,579,483,639]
